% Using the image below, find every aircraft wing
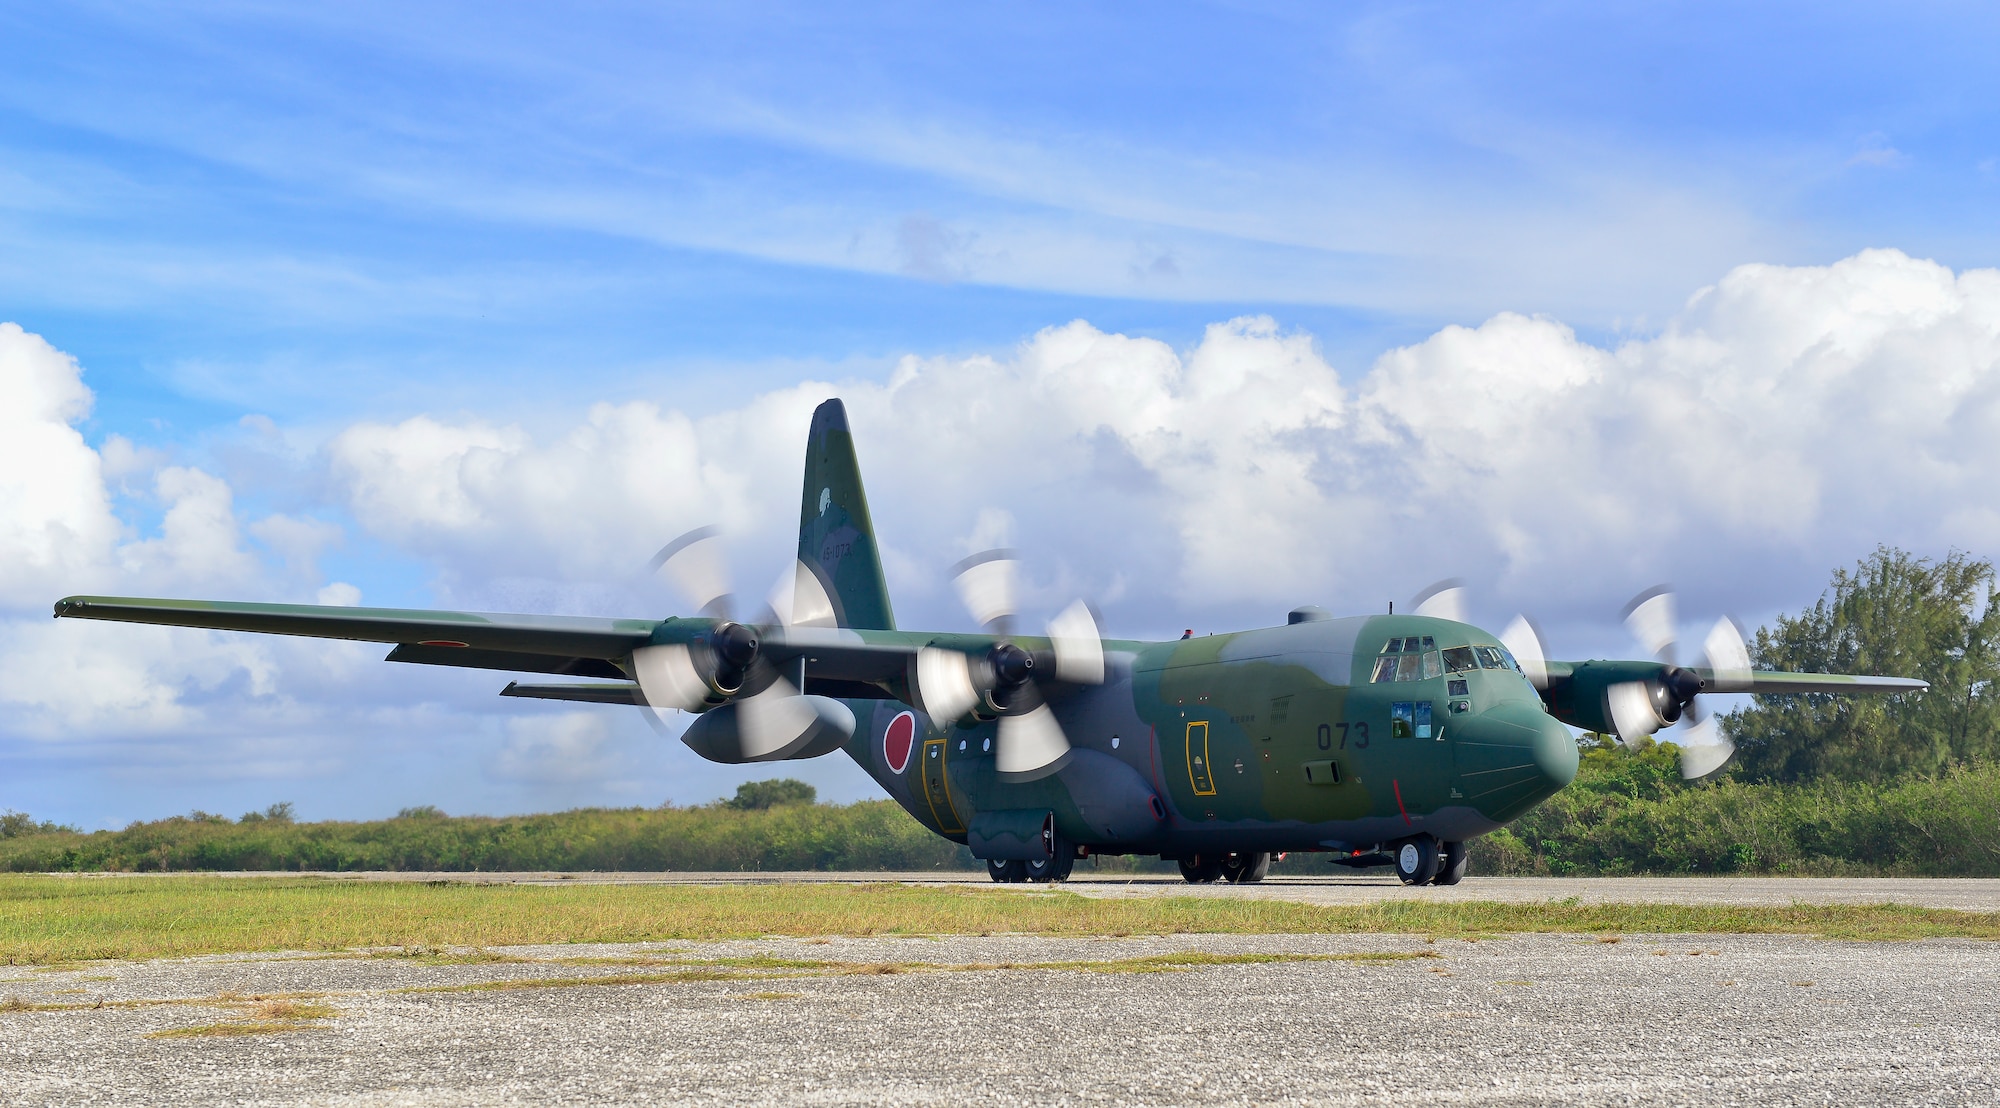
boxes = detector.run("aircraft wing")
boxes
[54,595,661,680]
[51,595,936,697]
[1693,668,1929,696]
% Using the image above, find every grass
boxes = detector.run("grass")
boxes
[2,875,1997,966]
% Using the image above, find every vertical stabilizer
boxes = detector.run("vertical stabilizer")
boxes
[798,399,895,630]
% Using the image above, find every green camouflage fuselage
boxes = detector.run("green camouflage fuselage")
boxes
[829,614,1577,857]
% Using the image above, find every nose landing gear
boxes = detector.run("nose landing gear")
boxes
[1394,835,1440,885]
[1393,835,1468,886]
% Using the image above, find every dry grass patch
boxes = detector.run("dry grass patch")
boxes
[2,876,1996,965]
[145,996,340,1039]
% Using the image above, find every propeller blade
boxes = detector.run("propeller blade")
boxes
[1412,579,1467,623]
[1500,615,1549,690]
[1675,712,1735,779]
[650,526,734,619]
[734,677,826,759]
[679,675,856,763]
[631,643,713,720]
[768,559,838,630]
[952,549,1018,635]
[913,647,981,723]
[1702,616,1753,692]
[1622,584,1678,665]
[1604,681,1665,746]
[1047,599,1105,685]
[995,702,1071,779]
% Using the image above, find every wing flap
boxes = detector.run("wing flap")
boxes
[500,681,645,706]
[387,644,628,679]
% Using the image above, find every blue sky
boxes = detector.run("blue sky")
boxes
[3,2,1999,827]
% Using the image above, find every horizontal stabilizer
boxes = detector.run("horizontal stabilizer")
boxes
[500,681,646,706]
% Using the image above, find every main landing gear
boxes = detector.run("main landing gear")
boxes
[1393,833,1467,886]
[986,836,1078,883]
[1177,852,1271,884]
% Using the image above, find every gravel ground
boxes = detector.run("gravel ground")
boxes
[3,930,1995,1106]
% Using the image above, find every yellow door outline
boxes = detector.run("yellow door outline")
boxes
[921,737,965,833]
[1186,721,1217,796]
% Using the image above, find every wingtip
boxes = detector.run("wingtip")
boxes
[53,596,86,619]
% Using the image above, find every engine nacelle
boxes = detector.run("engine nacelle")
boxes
[1541,659,1700,739]
[681,693,855,763]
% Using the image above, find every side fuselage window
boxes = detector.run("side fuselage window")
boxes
[1390,701,1435,738]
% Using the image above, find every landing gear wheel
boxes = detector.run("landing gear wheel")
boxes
[986,858,1027,883]
[1433,841,1468,886]
[1178,855,1226,883]
[1224,852,1272,884]
[1394,834,1440,886]
[1024,846,1075,883]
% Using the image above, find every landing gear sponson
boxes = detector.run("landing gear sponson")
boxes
[983,841,1467,885]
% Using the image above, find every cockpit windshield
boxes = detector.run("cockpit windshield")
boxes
[1372,636,1521,683]
[1424,640,1512,672]
[1371,636,1442,682]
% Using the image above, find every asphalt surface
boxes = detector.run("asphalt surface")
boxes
[4,926,1997,1105]
[108,871,2000,911]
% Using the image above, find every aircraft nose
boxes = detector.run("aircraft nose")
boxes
[1451,700,1579,821]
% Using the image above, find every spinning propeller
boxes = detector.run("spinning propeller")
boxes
[1612,586,1751,778]
[631,527,853,763]
[909,550,1107,780]
[1419,579,1751,779]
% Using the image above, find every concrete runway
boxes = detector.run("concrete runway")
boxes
[3,930,1995,1106]
[128,870,2000,911]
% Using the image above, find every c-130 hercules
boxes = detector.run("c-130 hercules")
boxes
[56,400,1926,886]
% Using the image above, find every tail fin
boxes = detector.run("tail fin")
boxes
[798,399,896,630]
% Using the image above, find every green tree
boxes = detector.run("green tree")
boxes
[1725,547,2000,782]
[723,779,817,810]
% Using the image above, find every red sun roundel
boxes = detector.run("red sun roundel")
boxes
[883,712,917,775]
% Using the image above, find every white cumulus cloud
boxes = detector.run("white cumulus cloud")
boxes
[322,249,2000,642]
[8,247,2000,819]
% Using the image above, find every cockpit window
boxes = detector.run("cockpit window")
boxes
[1473,645,1512,671]
[1373,641,1445,682]
[1441,646,1478,673]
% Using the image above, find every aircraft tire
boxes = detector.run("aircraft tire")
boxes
[986,858,1027,883]
[1024,843,1075,883]
[1433,841,1468,886]
[1178,855,1226,883]
[1226,852,1272,884]
[1394,835,1441,886]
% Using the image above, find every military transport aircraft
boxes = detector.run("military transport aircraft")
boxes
[55,400,1926,886]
